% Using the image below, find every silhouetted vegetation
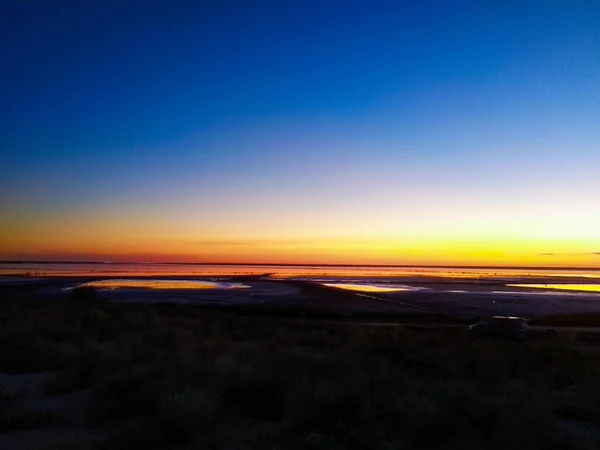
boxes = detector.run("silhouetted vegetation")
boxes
[531,312,600,328]
[1,298,600,449]
[69,285,97,301]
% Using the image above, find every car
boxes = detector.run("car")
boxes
[468,316,528,340]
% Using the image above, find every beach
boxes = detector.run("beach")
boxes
[2,263,600,320]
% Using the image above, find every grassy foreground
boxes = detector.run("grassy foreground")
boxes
[2,299,600,449]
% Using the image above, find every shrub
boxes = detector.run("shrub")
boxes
[70,286,97,301]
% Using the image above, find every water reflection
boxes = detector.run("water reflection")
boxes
[2,262,599,280]
[321,283,413,292]
[509,284,600,293]
[72,279,250,290]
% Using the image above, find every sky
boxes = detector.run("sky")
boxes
[1,1,599,266]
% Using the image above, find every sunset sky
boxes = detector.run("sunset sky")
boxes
[1,1,599,266]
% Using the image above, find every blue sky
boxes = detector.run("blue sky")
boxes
[1,1,599,264]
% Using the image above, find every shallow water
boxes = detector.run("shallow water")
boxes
[3,269,600,318]
[72,279,249,291]
[1,262,599,281]
[509,284,600,293]
[321,283,418,292]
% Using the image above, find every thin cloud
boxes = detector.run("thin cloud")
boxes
[180,237,358,247]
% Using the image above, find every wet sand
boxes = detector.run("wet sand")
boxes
[3,274,600,319]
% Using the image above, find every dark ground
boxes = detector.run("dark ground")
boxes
[2,288,600,449]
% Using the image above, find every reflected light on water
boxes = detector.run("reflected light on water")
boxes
[74,279,250,290]
[322,283,411,292]
[2,263,600,280]
[509,284,600,293]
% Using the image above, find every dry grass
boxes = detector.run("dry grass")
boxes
[1,299,600,449]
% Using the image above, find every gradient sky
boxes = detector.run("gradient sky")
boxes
[1,1,599,266]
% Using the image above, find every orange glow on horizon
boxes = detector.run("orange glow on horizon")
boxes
[2,202,599,268]
[2,235,599,268]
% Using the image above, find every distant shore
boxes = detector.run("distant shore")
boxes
[2,260,599,271]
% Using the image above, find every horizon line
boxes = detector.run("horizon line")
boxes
[1,260,599,271]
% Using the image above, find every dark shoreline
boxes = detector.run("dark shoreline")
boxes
[3,275,600,320]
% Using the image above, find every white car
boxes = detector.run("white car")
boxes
[468,316,528,340]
